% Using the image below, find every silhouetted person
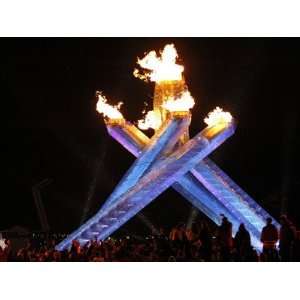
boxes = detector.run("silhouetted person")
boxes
[70,240,81,261]
[279,215,296,261]
[234,223,251,261]
[199,220,213,261]
[217,215,233,261]
[157,227,167,239]
[260,217,279,261]
[187,222,202,243]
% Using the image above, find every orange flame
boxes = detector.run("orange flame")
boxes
[138,110,161,130]
[133,44,184,82]
[162,91,195,112]
[96,92,123,120]
[204,107,232,127]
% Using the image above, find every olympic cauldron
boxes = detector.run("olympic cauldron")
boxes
[56,45,279,251]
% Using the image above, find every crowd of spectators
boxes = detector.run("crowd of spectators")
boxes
[0,215,298,262]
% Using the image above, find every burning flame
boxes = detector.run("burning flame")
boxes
[204,107,233,127]
[133,44,184,82]
[138,110,161,130]
[162,91,195,112]
[138,91,195,130]
[96,92,123,120]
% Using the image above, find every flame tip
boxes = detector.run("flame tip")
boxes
[204,107,233,127]
[138,110,161,131]
[163,91,195,112]
[134,44,184,83]
[96,93,124,120]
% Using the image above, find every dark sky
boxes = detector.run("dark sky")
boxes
[1,38,300,234]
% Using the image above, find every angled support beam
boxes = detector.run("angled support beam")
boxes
[106,122,278,250]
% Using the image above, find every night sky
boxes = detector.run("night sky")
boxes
[2,38,300,235]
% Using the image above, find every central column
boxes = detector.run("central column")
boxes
[153,78,190,143]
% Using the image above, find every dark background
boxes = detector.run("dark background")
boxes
[1,38,299,235]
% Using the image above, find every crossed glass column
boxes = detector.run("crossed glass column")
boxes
[56,113,278,251]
